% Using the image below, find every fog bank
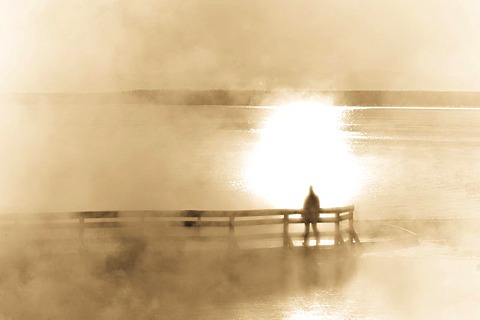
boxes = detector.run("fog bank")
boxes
[2,1,480,92]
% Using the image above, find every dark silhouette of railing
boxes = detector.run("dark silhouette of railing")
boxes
[0,206,360,249]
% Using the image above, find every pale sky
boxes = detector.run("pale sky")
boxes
[1,0,480,92]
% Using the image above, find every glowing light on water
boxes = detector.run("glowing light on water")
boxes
[285,305,344,320]
[292,239,335,247]
[286,311,321,320]
[244,99,361,208]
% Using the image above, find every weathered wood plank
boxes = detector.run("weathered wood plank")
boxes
[319,205,354,213]
[0,206,353,221]
[234,218,284,227]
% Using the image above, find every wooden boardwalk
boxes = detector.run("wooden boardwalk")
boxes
[0,206,360,252]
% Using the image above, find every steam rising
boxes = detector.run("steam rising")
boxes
[1,0,480,92]
[0,227,359,319]
[0,103,266,213]
[1,224,479,319]
[1,1,480,319]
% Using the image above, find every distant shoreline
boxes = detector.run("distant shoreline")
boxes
[3,89,480,107]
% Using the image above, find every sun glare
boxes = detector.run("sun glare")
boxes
[244,99,360,208]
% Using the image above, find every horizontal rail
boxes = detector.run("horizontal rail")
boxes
[288,213,351,224]
[0,206,354,221]
[319,205,354,214]
[1,215,351,227]
[234,218,285,227]
[0,205,359,248]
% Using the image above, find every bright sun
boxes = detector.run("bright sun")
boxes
[244,98,360,208]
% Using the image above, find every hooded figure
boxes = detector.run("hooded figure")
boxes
[302,186,320,247]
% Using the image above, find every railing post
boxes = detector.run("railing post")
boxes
[79,215,85,243]
[140,214,145,235]
[334,212,343,246]
[229,215,234,233]
[196,214,202,239]
[228,213,238,250]
[283,213,291,248]
[348,211,354,243]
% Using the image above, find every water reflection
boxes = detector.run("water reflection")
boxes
[296,249,359,289]
[213,249,360,320]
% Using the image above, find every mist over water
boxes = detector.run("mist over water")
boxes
[2,1,480,92]
[1,101,480,319]
[2,0,480,318]
[2,102,480,220]
[0,102,266,213]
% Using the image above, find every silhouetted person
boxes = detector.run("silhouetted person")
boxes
[302,186,320,247]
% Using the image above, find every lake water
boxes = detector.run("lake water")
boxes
[344,107,480,220]
[196,245,480,320]
[1,102,480,319]
[2,103,480,220]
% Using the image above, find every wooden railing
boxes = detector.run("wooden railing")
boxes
[0,205,360,248]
